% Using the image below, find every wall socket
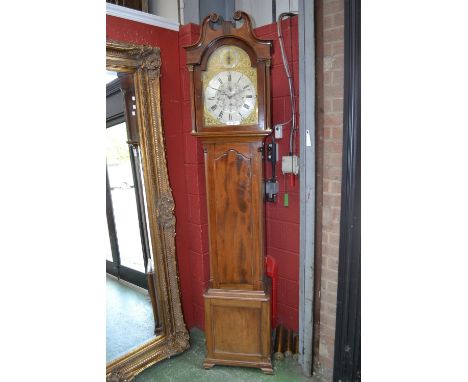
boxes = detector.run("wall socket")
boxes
[282,155,299,175]
[274,124,283,139]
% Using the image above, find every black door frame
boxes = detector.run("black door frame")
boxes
[333,0,361,380]
[105,139,148,289]
[106,76,150,290]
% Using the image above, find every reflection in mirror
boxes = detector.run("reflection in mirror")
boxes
[107,122,144,272]
[106,70,163,365]
[106,275,156,362]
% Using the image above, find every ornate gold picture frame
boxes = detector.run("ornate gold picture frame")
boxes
[106,40,189,382]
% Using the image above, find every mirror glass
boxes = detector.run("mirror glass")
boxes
[106,70,163,364]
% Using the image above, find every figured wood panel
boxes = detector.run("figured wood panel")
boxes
[214,148,253,286]
[212,305,261,355]
[204,140,265,290]
[204,290,271,367]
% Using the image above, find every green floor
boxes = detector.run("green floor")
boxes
[107,275,319,381]
[135,328,317,382]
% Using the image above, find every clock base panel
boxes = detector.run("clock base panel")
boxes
[203,288,273,374]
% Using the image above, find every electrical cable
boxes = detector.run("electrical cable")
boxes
[276,118,292,127]
[277,12,298,157]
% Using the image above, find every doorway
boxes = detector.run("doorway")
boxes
[106,72,153,289]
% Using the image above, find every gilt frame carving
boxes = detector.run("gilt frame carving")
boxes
[106,40,189,382]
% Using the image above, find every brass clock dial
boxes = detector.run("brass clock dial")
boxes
[203,45,258,126]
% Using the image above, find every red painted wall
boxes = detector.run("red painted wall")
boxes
[255,17,300,332]
[107,16,300,332]
[178,23,210,329]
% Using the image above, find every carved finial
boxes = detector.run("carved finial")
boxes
[232,11,252,30]
[233,10,243,21]
[209,13,220,23]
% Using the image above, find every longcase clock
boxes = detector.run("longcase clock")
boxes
[185,12,273,374]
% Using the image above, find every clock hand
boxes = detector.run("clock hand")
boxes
[219,89,231,97]
[230,87,249,99]
[208,86,229,97]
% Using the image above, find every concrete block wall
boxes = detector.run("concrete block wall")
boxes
[255,17,301,332]
[178,23,210,329]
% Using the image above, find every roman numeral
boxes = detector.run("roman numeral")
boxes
[243,104,250,109]
[218,111,224,119]
[243,85,250,89]
[245,95,253,98]
[211,104,217,111]
[208,97,215,100]
[218,78,223,84]
[228,73,231,82]
[229,113,232,121]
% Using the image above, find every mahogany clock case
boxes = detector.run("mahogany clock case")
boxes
[185,12,274,374]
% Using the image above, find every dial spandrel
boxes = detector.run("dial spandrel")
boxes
[202,46,258,126]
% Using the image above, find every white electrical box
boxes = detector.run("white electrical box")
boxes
[274,124,283,139]
[282,155,299,175]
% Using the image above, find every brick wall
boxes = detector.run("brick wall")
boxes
[317,0,345,379]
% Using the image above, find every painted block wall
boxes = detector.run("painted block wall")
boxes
[106,15,301,333]
[255,17,300,332]
[177,23,209,330]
